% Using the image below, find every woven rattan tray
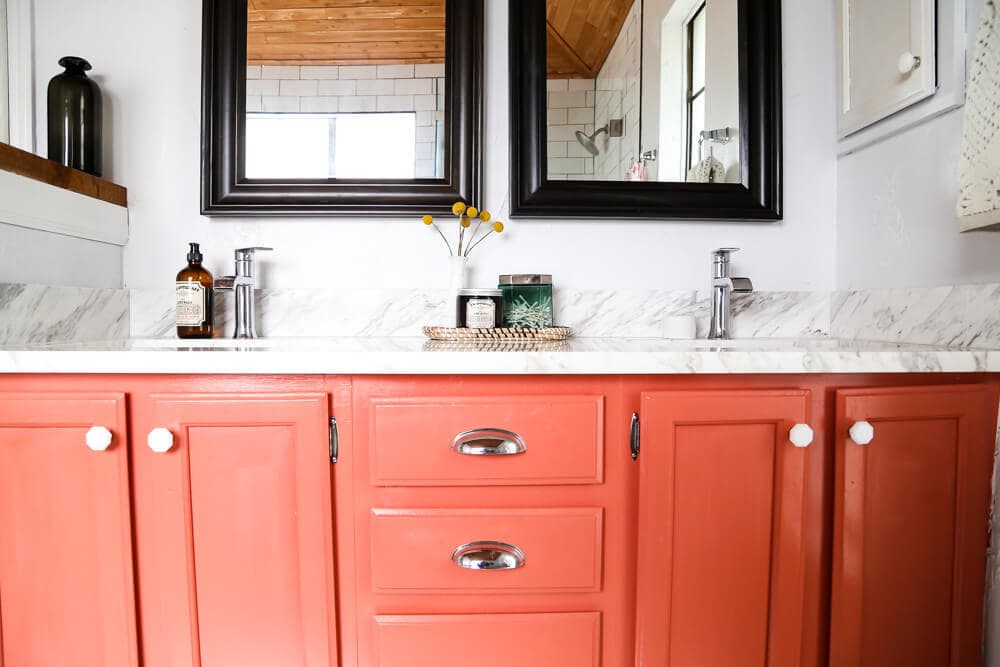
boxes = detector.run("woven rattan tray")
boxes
[423,326,573,341]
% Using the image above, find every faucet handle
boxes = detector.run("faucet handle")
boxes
[713,247,740,257]
[234,247,273,260]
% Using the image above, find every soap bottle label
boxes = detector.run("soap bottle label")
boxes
[176,282,206,326]
[465,298,496,329]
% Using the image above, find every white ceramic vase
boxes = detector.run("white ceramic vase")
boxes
[445,255,468,326]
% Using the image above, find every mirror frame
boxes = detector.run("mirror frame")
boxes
[202,0,483,216]
[509,0,782,220]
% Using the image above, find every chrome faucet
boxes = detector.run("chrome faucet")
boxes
[708,248,753,340]
[214,247,271,339]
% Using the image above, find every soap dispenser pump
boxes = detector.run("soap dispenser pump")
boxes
[176,242,214,339]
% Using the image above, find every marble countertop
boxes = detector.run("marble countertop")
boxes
[0,337,996,375]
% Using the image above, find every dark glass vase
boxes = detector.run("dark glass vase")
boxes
[47,56,103,176]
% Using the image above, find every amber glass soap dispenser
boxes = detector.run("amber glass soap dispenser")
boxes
[176,243,214,339]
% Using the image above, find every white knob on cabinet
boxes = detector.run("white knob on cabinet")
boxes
[789,424,814,448]
[147,428,175,453]
[85,426,113,452]
[898,52,921,75]
[849,421,875,445]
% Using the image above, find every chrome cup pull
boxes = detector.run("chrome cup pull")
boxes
[452,541,526,571]
[451,428,526,456]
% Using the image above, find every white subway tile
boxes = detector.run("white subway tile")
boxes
[548,91,588,109]
[246,79,279,96]
[566,141,594,158]
[356,79,394,96]
[414,159,436,178]
[279,79,318,97]
[377,64,415,79]
[261,65,299,80]
[546,79,569,92]
[415,142,435,160]
[300,65,339,79]
[246,66,261,80]
[377,95,415,111]
[548,157,586,174]
[394,78,433,95]
[568,79,596,92]
[416,125,436,141]
[318,80,357,96]
[547,124,586,142]
[301,97,339,113]
[415,63,446,78]
[339,65,377,80]
[262,96,299,112]
[339,96,377,112]
[568,107,594,124]
[416,111,436,127]
[547,142,568,158]
[414,95,437,111]
[246,96,262,112]
[547,108,568,125]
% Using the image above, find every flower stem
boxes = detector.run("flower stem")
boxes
[464,219,484,256]
[432,224,454,255]
[464,229,494,257]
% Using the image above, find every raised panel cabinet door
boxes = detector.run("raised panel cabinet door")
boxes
[836,0,936,135]
[0,392,138,667]
[132,393,336,667]
[635,390,813,667]
[830,386,994,667]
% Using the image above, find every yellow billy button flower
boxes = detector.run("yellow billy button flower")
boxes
[460,216,472,228]
[422,214,434,225]
[466,206,479,218]
[452,201,467,216]
[479,210,491,222]
[492,221,505,233]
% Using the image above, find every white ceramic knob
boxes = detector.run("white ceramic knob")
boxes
[789,423,814,448]
[85,426,113,452]
[898,52,921,75]
[849,421,875,446]
[147,428,175,453]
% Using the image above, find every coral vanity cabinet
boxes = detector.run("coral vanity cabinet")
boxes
[0,373,996,667]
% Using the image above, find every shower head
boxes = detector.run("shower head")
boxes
[573,119,623,157]
[575,127,605,156]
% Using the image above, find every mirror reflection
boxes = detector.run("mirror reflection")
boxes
[545,0,740,184]
[244,1,447,180]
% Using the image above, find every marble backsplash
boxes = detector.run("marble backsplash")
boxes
[0,283,129,344]
[4,281,1000,348]
[832,284,1000,349]
[130,287,832,340]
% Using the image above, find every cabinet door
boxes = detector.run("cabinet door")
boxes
[635,390,813,667]
[132,393,336,667]
[836,0,936,136]
[831,386,993,667]
[0,393,138,667]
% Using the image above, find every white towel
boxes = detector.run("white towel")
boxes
[958,0,1000,231]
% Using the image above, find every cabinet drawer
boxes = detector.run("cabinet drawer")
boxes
[367,395,604,486]
[370,507,604,594]
[373,612,601,667]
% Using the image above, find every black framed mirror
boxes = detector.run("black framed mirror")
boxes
[202,0,482,216]
[510,0,781,219]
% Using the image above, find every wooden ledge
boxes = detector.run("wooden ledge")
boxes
[0,142,127,208]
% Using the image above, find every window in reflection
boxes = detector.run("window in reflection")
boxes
[685,3,707,171]
[246,112,419,180]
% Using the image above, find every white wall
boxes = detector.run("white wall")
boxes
[836,0,1000,289]
[31,0,838,293]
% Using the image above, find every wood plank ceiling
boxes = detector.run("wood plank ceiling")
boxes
[546,0,635,78]
[247,0,447,66]
[246,0,634,79]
